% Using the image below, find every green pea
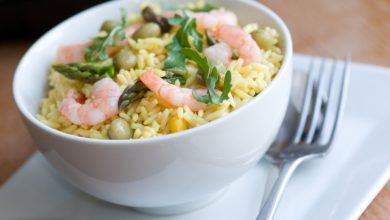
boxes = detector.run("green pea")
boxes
[100,20,119,33]
[113,49,137,71]
[132,22,161,40]
[108,118,132,139]
[251,29,277,50]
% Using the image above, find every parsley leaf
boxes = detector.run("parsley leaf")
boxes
[84,8,128,62]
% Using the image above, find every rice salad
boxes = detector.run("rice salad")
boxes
[37,1,283,140]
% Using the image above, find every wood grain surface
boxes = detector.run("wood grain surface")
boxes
[0,0,389,219]
[261,0,390,67]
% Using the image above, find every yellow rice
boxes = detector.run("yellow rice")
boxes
[37,22,283,139]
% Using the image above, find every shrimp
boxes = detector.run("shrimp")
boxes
[139,70,207,111]
[204,42,232,66]
[55,23,141,64]
[56,41,92,64]
[214,25,262,65]
[59,78,122,126]
[187,9,237,30]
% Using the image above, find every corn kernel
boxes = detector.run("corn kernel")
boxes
[168,115,188,133]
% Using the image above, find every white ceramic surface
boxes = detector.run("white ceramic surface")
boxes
[3,55,390,219]
[12,0,293,211]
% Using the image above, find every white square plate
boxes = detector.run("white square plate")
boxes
[1,54,390,220]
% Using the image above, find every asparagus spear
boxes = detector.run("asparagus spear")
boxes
[52,63,115,83]
[118,80,149,110]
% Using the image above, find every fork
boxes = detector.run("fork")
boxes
[256,55,351,220]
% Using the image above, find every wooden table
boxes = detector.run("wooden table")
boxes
[0,0,389,218]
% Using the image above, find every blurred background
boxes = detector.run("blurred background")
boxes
[0,0,388,64]
[0,0,389,219]
[0,0,106,40]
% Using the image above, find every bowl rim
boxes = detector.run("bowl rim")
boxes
[13,0,293,145]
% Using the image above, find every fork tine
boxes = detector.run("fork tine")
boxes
[314,57,337,143]
[292,58,316,144]
[304,57,329,144]
[319,54,350,145]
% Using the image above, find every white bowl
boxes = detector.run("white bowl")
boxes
[13,0,292,214]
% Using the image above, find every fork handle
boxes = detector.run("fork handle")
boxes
[256,159,303,220]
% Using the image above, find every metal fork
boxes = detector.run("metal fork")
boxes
[256,55,351,220]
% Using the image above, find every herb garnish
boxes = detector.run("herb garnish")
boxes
[163,15,203,70]
[52,63,115,83]
[84,8,128,62]
[182,48,231,104]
